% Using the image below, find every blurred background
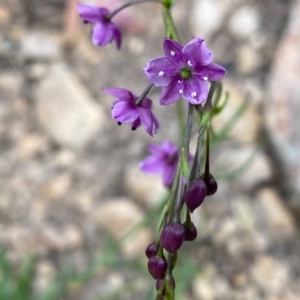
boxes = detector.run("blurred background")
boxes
[0,0,299,299]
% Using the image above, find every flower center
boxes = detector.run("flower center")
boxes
[180,68,191,79]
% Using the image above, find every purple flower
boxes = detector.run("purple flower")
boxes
[140,141,179,187]
[103,88,159,136]
[144,38,226,105]
[77,4,122,49]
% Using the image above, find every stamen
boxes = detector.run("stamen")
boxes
[203,76,208,81]
[158,71,164,77]
[191,91,197,97]
[187,60,192,67]
[178,80,183,84]
[179,90,183,94]
[170,51,175,56]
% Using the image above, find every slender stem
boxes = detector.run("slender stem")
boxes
[182,104,194,161]
[167,164,181,223]
[107,0,163,20]
[190,122,205,180]
[176,100,185,142]
[172,104,194,218]
[135,83,153,105]
[204,126,210,177]
[185,208,191,225]
[163,6,180,41]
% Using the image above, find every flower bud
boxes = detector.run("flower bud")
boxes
[145,242,158,259]
[160,223,185,253]
[201,173,218,195]
[148,256,167,279]
[184,178,207,212]
[183,221,197,241]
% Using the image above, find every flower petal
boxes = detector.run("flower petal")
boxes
[111,101,138,123]
[77,4,107,23]
[195,63,226,81]
[160,78,183,105]
[147,144,165,157]
[132,118,141,130]
[110,23,122,49]
[140,97,153,109]
[136,107,159,136]
[183,38,213,66]
[160,141,178,157]
[182,77,208,105]
[162,164,177,187]
[92,22,113,46]
[103,88,135,102]
[163,39,185,63]
[144,57,180,87]
[140,156,163,173]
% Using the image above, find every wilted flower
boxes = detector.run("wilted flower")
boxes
[144,38,226,105]
[103,88,159,136]
[77,4,122,49]
[160,223,185,253]
[140,141,179,187]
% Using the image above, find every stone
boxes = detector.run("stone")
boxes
[236,44,263,75]
[37,225,83,252]
[264,0,300,213]
[190,0,223,37]
[251,255,289,294]
[35,63,106,148]
[257,188,295,237]
[34,260,56,294]
[211,144,271,188]
[0,4,11,24]
[21,31,61,60]
[124,164,166,208]
[193,274,216,300]
[211,78,262,144]
[190,0,245,38]
[95,197,144,238]
[41,173,72,201]
[94,197,153,258]
[228,6,260,38]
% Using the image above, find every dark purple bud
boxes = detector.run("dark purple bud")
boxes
[184,178,207,212]
[160,223,185,253]
[145,242,158,259]
[201,173,218,195]
[148,256,167,279]
[183,222,197,241]
[156,276,175,291]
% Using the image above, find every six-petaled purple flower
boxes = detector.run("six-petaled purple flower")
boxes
[144,38,226,105]
[140,141,179,188]
[103,88,159,136]
[77,4,122,49]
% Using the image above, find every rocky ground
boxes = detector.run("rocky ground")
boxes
[0,0,300,299]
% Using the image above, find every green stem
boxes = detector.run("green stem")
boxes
[176,100,185,142]
[107,0,163,20]
[162,6,180,41]
[204,126,210,177]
